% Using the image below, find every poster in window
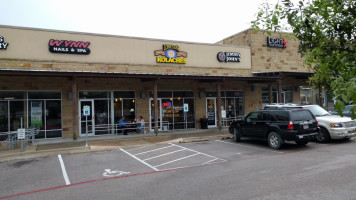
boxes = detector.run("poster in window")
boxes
[31,101,42,126]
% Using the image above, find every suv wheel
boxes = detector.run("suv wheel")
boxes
[234,128,241,142]
[315,127,331,143]
[268,132,282,150]
[296,139,309,146]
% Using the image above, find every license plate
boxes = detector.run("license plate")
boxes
[303,125,309,129]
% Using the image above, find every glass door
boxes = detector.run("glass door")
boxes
[206,98,217,127]
[149,98,162,131]
[79,99,95,136]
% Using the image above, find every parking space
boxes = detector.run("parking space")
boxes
[120,143,226,171]
[1,138,354,199]
[0,156,66,198]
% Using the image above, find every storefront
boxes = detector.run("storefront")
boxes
[0,26,318,140]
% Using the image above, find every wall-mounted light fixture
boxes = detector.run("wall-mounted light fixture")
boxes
[67,92,73,100]
[199,91,204,98]
[140,91,146,99]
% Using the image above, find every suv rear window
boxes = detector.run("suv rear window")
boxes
[290,110,314,121]
[272,111,289,121]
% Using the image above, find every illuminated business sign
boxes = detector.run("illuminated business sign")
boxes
[49,39,91,54]
[154,44,187,64]
[0,36,9,50]
[162,102,172,108]
[267,37,287,48]
[217,52,241,62]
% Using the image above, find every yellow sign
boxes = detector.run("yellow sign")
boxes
[154,44,187,64]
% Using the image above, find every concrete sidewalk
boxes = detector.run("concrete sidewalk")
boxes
[0,128,232,163]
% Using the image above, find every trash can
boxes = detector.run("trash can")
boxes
[200,118,208,129]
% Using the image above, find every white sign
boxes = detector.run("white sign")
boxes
[83,106,90,116]
[222,110,226,119]
[184,104,189,112]
[17,129,26,140]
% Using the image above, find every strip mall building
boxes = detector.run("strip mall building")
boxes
[0,25,327,140]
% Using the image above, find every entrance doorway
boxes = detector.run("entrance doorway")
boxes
[79,100,95,136]
[206,98,217,127]
[149,98,163,131]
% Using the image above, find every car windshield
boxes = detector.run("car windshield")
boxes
[304,105,330,117]
[345,105,353,112]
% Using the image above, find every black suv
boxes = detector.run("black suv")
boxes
[229,109,319,149]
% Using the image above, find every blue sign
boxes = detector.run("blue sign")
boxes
[184,104,189,112]
[83,106,90,116]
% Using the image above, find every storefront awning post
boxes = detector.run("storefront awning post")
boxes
[269,83,273,104]
[278,79,282,103]
[217,82,222,131]
[153,79,158,135]
[72,76,78,140]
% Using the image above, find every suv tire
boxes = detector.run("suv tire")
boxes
[234,128,241,142]
[315,127,331,143]
[268,132,282,150]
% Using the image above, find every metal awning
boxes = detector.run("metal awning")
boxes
[0,69,281,82]
[253,71,314,79]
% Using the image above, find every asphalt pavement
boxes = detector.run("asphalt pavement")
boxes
[0,128,232,163]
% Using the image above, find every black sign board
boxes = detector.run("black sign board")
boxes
[49,39,91,55]
[267,37,287,48]
[217,52,241,62]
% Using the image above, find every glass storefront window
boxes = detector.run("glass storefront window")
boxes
[123,99,135,121]
[220,91,244,120]
[10,101,25,131]
[173,98,184,129]
[184,98,195,129]
[46,100,62,138]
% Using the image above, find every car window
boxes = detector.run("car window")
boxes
[304,105,330,116]
[274,111,289,121]
[291,110,314,121]
[259,112,270,120]
[246,112,258,121]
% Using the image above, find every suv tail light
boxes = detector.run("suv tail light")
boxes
[287,121,294,130]
[316,120,318,126]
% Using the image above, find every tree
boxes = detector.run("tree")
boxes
[251,0,356,119]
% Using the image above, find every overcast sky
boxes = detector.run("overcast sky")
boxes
[0,0,277,43]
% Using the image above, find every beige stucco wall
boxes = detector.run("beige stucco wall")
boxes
[0,26,251,72]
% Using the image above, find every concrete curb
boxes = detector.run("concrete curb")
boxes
[0,132,233,163]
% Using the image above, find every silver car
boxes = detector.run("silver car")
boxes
[264,104,356,142]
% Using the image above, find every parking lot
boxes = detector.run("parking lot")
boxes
[1,138,355,199]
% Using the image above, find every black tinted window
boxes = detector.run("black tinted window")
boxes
[246,112,258,121]
[274,111,289,121]
[291,110,314,121]
[260,112,270,120]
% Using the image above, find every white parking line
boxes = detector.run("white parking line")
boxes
[154,153,200,168]
[120,148,159,171]
[57,155,71,185]
[169,143,227,160]
[143,149,185,161]
[215,140,284,153]
[134,145,175,156]
[122,143,226,171]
